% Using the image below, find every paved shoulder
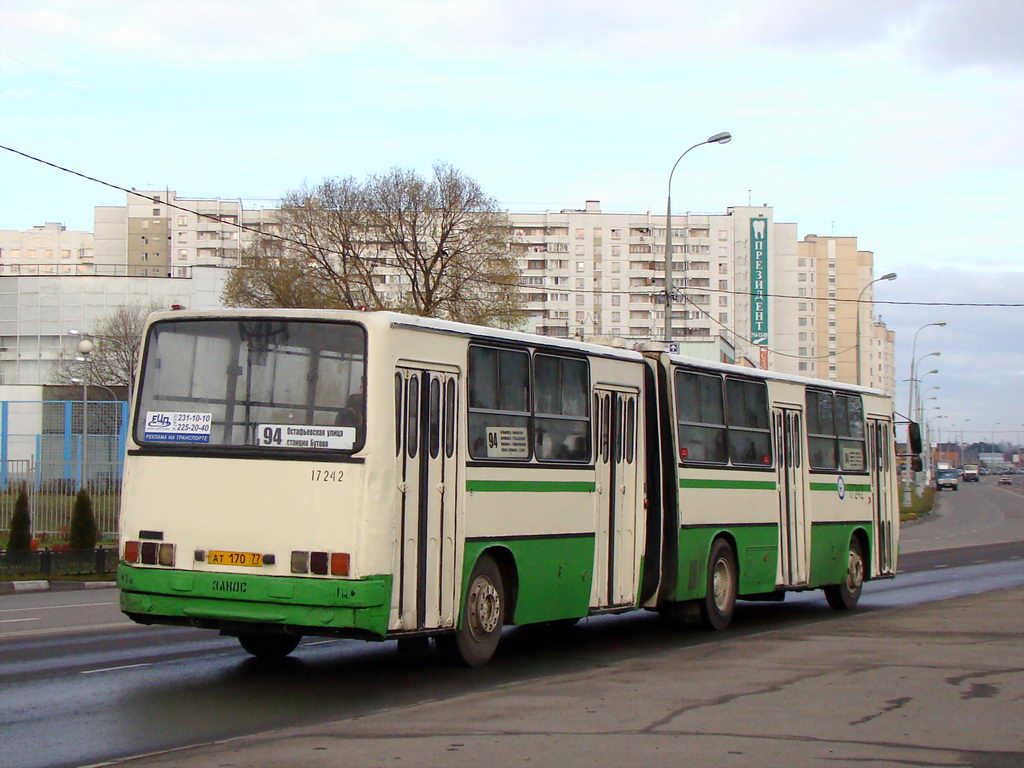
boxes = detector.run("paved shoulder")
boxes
[110,587,1024,768]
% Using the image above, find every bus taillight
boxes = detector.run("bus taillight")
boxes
[158,543,176,567]
[330,553,350,576]
[123,541,140,563]
[290,550,349,576]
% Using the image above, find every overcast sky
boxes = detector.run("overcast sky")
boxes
[1,0,1022,448]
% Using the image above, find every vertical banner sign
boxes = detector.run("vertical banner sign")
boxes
[749,217,769,349]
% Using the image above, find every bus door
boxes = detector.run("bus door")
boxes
[395,366,459,631]
[773,407,808,586]
[869,418,896,575]
[593,388,640,608]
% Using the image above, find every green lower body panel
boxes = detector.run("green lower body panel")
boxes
[808,523,873,587]
[118,564,392,638]
[674,524,779,601]
[463,535,595,625]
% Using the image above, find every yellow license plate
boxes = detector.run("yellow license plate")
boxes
[207,550,263,567]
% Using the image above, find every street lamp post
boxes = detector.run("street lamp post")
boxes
[855,272,896,385]
[915,370,939,423]
[75,338,94,489]
[903,322,944,507]
[906,323,945,424]
[912,352,940,419]
[664,131,731,345]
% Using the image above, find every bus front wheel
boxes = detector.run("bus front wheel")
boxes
[237,631,301,660]
[824,537,864,610]
[699,539,737,631]
[441,554,505,667]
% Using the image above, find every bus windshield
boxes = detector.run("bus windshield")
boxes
[135,318,366,452]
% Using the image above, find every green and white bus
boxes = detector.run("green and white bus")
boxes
[118,309,899,665]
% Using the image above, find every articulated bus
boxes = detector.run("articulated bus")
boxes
[118,309,899,666]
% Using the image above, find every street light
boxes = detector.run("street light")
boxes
[912,351,940,417]
[855,272,896,385]
[916,369,939,411]
[906,322,945,425]
[664,131,732,344]
[74,338,94,489]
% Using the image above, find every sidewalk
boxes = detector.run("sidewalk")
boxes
[0,579,116,595]
[110,586,1024,768]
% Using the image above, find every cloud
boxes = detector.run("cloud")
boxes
[884,265,1024,436]
[2,0,1022,71]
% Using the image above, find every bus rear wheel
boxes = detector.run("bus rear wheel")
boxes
[237,631,301,660]
[825,537,864,610]
[699,539,737,631]
[441,554,505,667]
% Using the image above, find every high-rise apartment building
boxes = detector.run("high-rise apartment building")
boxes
[797,235,894,391]
[508,201,816,375]
[0,193,895,393]
[94,189,278,277]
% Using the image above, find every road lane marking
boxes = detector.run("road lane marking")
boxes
[0,601,115,614]
[81,663,152,675]
[303,639,341,646]
[0,621,144,640]
[0,618,40,623]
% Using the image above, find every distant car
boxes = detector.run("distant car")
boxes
[998,475,1013,486]
[936,469,959,491]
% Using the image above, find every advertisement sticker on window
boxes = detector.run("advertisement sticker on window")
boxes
[144,412,212,443]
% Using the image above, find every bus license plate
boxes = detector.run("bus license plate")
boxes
[207,550,263,567]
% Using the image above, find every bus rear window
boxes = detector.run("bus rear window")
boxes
[135,319,366,452]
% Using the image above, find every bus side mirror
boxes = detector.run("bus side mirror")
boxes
[908,422,923,455]
[911,457,923,472]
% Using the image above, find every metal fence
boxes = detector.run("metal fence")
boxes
[1,400,128,538]
[0,546,118,576]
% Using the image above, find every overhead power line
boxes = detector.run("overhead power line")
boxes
[3,142,1023,310]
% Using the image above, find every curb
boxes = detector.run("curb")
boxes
[0,580,117,595]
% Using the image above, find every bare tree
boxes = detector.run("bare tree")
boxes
[53,302,162,392]
[222,163,525,328]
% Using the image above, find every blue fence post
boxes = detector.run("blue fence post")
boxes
[117,400,129,480]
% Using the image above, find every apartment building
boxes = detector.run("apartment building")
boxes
[0,222,94,275]
[0,193,895,393]
[508,201,814,374]
[797,235,894,391]
[93,189,279,277]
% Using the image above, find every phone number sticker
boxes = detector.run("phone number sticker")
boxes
[144,411,212,443]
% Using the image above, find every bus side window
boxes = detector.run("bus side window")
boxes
[725,378,771,466]
[467,345,530,460]
[625,397,635,464]
[444,378,456,459]
[806,389,838,470]
[675,369,727,464]
[429,377,441,459]
[407,375,419,459]
[534,354,590,462]
[394,373,403,456]
[837,394,866,472]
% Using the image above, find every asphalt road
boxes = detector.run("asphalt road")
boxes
[0,480,1021,768]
